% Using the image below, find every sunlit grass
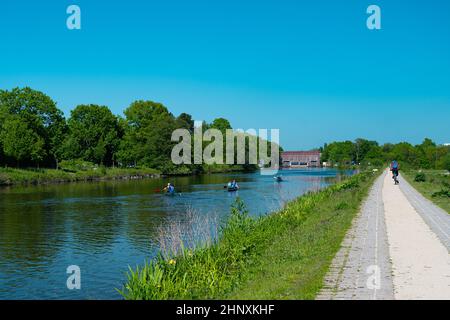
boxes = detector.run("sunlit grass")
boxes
[403,170,450,214]
[0,167,160,186]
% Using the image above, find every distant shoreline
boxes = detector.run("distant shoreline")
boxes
[0,167,161,187]
[0,166,257,187]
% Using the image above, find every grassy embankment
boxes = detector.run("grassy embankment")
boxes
[119,170,379,300]
[402,170,450,214]
[0,167,160,186]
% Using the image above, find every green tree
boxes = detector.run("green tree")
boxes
[0,117,45,166]
[323,141,354,166]
[61,104,121,165]
[0,87,66,167]
[353,138,379,164]
[176,113,194,132]
[210,118,232,134]
[442,153,450,172]
[117,101,177,170]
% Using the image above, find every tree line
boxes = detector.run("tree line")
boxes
[1,87,448,174]
[320,138,450,171]
[0,87,262,174]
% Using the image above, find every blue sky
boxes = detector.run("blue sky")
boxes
[0,0,449,149]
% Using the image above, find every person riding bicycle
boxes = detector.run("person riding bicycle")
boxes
[390,160,400,181]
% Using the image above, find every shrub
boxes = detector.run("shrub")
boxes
[414,172,426,182]
[432,189,450,198]
[59,160,96,172]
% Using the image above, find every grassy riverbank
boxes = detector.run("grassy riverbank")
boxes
[119,170,378,300]
[402,170,450,214]
[0,167,160,186]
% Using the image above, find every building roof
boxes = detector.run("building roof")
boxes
[281,151,321,156]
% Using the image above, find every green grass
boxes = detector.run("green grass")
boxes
[0,167,160,186]
[119,170,378,300]
[402,170,450,214]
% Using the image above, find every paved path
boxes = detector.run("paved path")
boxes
[317,173,394,300]
[398,176,450,251]
[318,170,450,300]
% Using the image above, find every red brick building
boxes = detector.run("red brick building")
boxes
[281,151,321,168]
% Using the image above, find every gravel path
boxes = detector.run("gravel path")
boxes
[383,172,450,299]
[317,173,394,300]
[318,170,450,300]
[398,175,450,250]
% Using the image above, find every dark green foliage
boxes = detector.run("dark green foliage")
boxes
[0,87,67,167]
[60,104,121,166]
[432,189,450,198]
[414,172,426,182]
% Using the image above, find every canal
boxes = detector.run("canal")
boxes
[0,168,344,299]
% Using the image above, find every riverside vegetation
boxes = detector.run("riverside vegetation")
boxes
[0,87,267,185]
[402,170,450,214]
[119,170,378,300]
[1,87,449,185]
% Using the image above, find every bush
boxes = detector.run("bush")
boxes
[59,160,96,172]
[414,172,426,182]
[432,189,450,198]
[444,154,450,172]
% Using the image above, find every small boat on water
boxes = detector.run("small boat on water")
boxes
[226,180,239,192]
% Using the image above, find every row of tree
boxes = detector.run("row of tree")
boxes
[2,87,448,173]
[0,87,260,173]
[320,138,450,170]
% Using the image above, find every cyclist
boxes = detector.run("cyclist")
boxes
[390,160,400,184]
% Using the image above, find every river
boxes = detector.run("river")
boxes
[0,168,343,299]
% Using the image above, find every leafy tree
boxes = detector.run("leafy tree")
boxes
[443,153,450,172]
[0,116,45,166]
[210,118,232,134]
[353,138,379,164]
[0,87,66,167]
[176,113,194,132]
[323,141,354,165]
[61,104,121,165]
[118,101,177,170]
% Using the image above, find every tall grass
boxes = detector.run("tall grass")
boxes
[119,171,378,300]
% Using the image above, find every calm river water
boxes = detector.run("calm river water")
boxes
[0,168,343,299]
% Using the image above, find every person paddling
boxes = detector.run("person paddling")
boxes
[163,182,175,194]
[228,179,239,190]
